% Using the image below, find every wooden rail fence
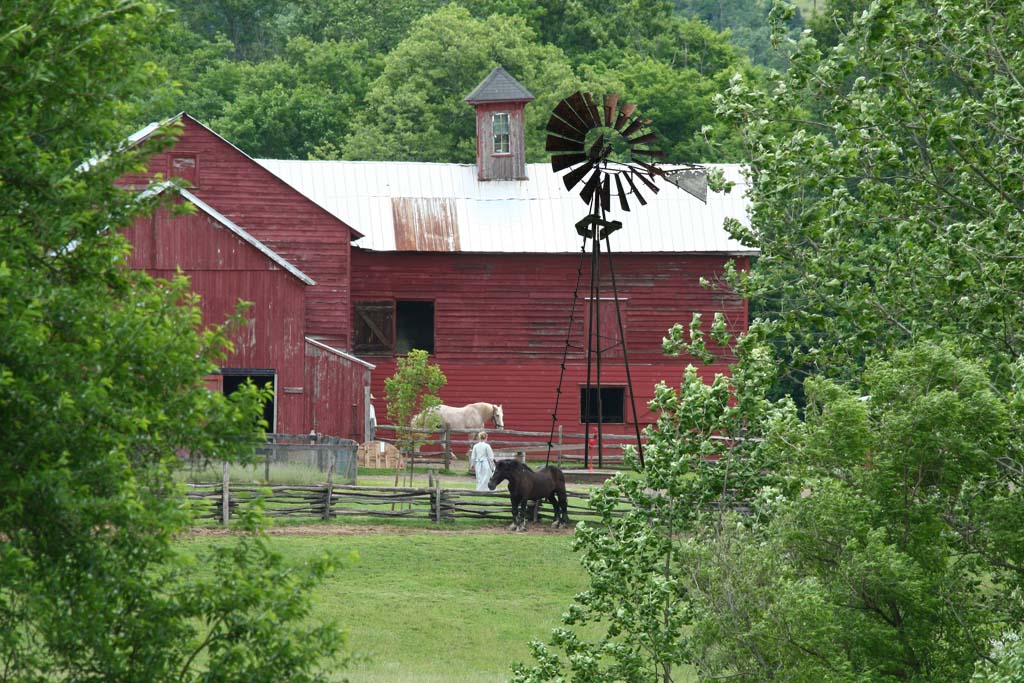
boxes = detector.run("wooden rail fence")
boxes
[376,423,641,470]
[186,478,619,525]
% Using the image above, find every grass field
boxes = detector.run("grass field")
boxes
[180,530,591,683]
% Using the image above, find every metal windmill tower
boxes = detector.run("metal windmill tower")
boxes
[544,92,709,469]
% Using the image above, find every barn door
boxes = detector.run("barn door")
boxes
[353,301,394,354]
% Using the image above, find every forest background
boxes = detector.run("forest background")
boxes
[138,0,824,164]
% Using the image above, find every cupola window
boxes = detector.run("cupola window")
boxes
[492,112,510,155]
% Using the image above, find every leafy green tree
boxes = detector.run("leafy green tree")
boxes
[513,323,786,683]
[0,2,345,680]
[688,344,1024,682]
[717,0,1024,390]
[342,3,577,163]
[384,349,447,456]
[674,0,806,68]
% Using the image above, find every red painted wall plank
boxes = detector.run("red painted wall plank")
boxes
[354,250,749,438]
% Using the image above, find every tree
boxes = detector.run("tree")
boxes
[384,349,447,457]
[515,335,1024,682]
[0,2,345,680]
[717,0,1024,390]
[342,4,577,163]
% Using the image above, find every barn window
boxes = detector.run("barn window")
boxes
[580,386,625,424]
[353,300,434,355]
[221,368,276,432]
[170,154,199,187]
[492,112,510,155]
[395,300,434,354]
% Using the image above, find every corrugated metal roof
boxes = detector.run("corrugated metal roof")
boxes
[464,66,535,103]
[256,159,757,255]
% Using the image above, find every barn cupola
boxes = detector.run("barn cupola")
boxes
[464,66,534,181]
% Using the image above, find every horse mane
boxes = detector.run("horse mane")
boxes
[498,459,532,472]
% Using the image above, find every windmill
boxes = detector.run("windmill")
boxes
[544,92,709,469]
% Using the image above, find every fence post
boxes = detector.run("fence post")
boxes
[264,444,271,482]
[557,425,563,467]
[443,428,451,470]
[434,477,442,524]
[323,460,335,522]
[221,461,230,526]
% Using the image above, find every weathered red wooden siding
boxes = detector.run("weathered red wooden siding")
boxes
[125,206,308,433]
[473,101,528,181]
[124,115,355,349]
[305,340,374,442]
[353,250,749,437]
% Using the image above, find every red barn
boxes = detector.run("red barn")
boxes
[259,68,755,440]
[121,115,374,439]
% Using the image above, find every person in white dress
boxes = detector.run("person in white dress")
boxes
[471,431,496,491]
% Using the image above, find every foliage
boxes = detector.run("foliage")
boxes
[513,324,785,683]
[384,349,447,453]
[144,0,762,163]
[717,0,1024,390]
[342,4,577,164]
[0,1,343,680]
[147,17,376,159]
[517,332,1024,682]
[674,0,806,68]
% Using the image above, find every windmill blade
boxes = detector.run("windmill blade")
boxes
[551,152,589,172]
[603,94,619,127]
[579,168,603,206]
[626,131,659,147]
[546,114,586,142]
[562,161,594,192]
[614,103,637,131]
[565,92,599,129]
[599,175,611,213]
[586,133,608,162]
[623,171,648,206]
[546,134,585,153]
[555,94,592,133]
[619,116,649,139]
[633,167,661,195]
[635,160,665,179]
[614,173,630,212]
[631,148,666,163]
[582,93,603,129]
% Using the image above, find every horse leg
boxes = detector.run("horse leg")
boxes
[547,494,561,528]
[517,500,528,532]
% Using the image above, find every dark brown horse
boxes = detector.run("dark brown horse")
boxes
[487,459,569,531]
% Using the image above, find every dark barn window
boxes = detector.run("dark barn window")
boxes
[395,300,434,354]
[579,386,625,424]
[221,368,276,432]
[353,300,434,355]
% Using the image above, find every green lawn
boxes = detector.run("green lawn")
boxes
[180,530,591,683]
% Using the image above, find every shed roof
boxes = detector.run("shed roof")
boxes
[256,160,756,255]
[464,66,535,104]
[146,183,315,285]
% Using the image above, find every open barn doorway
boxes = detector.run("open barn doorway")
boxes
[221,368,276,433]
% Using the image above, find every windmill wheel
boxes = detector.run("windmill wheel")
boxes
[545,92,665,212]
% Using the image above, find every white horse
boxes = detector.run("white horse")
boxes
[412,402,504,460]
[412,402,504,432]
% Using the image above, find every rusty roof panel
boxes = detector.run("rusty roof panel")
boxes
[391,197,460,251]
